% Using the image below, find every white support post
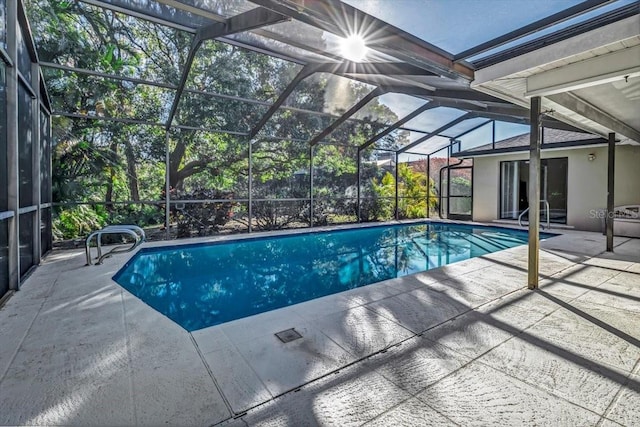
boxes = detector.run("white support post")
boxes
[528,96,541,290]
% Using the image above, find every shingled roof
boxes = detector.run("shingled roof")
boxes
[457,128,606,157]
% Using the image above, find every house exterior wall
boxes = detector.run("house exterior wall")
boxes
[472,145,640,231]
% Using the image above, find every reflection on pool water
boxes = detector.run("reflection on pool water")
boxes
[113,222,553,331]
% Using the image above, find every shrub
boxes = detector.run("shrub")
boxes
[53,204,107,240]
[172,189,235,238]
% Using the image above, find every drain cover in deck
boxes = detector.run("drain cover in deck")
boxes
[275,328,302,343]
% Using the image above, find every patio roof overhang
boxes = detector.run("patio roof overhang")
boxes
[472,11,640,144]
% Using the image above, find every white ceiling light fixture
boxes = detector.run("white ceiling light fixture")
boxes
[340,34,369,62]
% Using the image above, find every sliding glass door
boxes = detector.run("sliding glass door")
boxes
[500,161,521,219]
[500,158,567,224]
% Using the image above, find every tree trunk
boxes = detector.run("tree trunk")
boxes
[124,141,140,201]
[169,137,188,191]
[105,141,118,210]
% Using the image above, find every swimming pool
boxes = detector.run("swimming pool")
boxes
[113,222,553,331]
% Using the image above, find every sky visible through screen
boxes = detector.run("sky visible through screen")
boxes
[343,0,603,54]
[340,0,633,153]
[375,96,530,155]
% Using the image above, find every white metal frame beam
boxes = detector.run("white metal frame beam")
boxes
[546,92,640,143]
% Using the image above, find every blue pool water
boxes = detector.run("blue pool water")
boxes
[113,222,553,331]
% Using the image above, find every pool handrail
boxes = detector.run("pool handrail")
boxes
[100,224,145,248]
[518,200,551,230]
[85,225,145,266]
[97,225,145,260]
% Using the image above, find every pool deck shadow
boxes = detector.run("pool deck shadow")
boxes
[1,226,639,426]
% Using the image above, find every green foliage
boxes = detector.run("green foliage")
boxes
[27,1,435,241]
[52,204,165,240]
[359,170,393,222]
[249,201,308,231]
[450,176,471,194]
[313,145,357,176]
[107,204,165,228]
[448,176,472,215]
[397,163,435,219]
[360,163,438,222]
[173,190,236,238]
[52,204,107,240]
[372,172,396,220]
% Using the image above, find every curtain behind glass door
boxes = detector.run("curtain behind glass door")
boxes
[500,161,519,219]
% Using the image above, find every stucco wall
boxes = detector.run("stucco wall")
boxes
[472,145,640,231]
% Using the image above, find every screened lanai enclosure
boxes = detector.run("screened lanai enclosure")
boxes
[0,2,52,297]
[54,1,635,235]
[2,0,629,294]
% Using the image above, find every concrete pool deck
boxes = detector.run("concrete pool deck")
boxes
[1,224,639,426]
